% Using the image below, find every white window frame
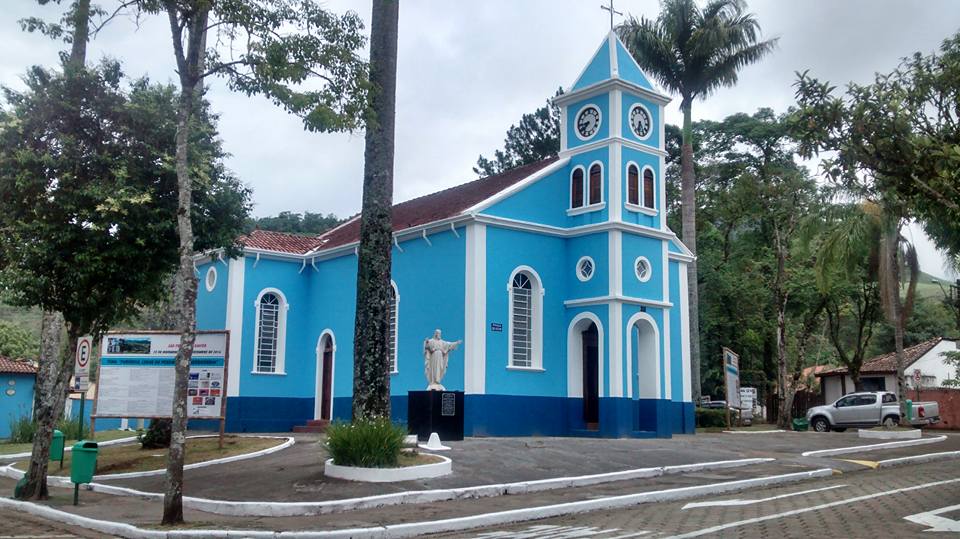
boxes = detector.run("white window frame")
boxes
[507,266,545,371]
[569,165,586,209]
[576,256,595,282]
[573,103,603,141]
[205,266,217,292]
[252,287,289,375]
[628,102,654,141]
[567,160,606,216]
[634,256,653,283]
[624,162,658,216]
[389,280,399,374]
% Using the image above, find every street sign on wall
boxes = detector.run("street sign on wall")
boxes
[723,347,741,408]
[73,335,93,392]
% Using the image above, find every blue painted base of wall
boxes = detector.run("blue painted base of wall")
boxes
[225,396,313,432]
[225,394,696,439]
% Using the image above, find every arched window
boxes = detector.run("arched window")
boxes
[254,290,288,374]
[643,168,655,209]
[508,268,543,369]
[627,164,640,206]
[570,168,584,208]
[588,163,602,205]
[388,281,399,373]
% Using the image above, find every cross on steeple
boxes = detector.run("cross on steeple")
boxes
[601,0,623,30]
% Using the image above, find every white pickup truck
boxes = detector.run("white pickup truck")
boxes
[805,391,940,432]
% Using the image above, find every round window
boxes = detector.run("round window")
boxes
[205,266,218,292]
[576,256,595,282]
[634,256,652,282]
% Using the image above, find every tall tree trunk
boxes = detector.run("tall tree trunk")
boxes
[773,230,790,428]
[161,4,207,525]
[351,0,399,421]
[20,0,91,500]
[18,313,66,499]
[680,98,701,402]
[68,0,90,68]
[880,226,908,417]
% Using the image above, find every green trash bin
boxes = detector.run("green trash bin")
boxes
[905,399,913,422]
[49,430,64,462]
[70,441,99,485]
[792,418,809,432]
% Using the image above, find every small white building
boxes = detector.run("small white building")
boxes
[817,337,958,403]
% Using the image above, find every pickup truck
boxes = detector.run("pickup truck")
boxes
[805,391,940,432]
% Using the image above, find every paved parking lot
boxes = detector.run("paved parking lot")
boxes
[449,458,960,538]
[0,507,109,538]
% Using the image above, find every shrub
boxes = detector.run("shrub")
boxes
[138,418,172,449]
[695,407,728,428]
[325,418,407,468]
[55,416,88,440]
[7,413,36,443]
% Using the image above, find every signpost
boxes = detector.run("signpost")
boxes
[722,347,741,429]
[73,335,93,440]
[91,330,230,448]
[914,368,923,401]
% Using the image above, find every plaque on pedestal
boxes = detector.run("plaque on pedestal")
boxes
[408,390,464,441]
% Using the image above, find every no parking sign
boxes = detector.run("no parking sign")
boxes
[73,335,92,392]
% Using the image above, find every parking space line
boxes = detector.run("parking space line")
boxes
[681,484,847,509]
[663,476,960,538]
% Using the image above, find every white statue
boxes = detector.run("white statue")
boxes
[423,329,462,391]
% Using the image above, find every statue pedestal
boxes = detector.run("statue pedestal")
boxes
[408,390,464,442]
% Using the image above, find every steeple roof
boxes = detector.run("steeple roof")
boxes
[568,31,663,97]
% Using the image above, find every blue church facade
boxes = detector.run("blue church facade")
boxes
[195,32,696,438]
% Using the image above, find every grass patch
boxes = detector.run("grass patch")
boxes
[13,435,282,475]
[0,429,133,455]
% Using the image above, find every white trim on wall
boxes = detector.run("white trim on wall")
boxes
[567,312,605,398]
[252,287,289,375]
[609,142,623,223]
[314,330,336,420]
[389,280,400,374]
[609,301,623,397]
[205,266,217,292]
[560,136,668,159]
[507,265,545,371]
[634,256,653,282]
[679,263,693,402]
[626,311,661,400]
[224,257,245,397]
[662,241,671,400]
[464,223,487,394]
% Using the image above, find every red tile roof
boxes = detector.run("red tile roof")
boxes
[817,337,946,376]
[0,356,37,375]
[238,229,326,255]
[315,157,560,251]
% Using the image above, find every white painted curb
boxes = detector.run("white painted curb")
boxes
[857,428,922,440]
[323,456,452,482]
[0,435,139,461]
[0,467,833,538]
[722,430,788,434]
[877,450,960,468]
[800,434,946,457]
[1,435,293,481]
[1,457,776,517]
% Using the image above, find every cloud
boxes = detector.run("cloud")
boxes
[1,0,956,276]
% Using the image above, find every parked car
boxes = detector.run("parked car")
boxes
[805,391,940,432]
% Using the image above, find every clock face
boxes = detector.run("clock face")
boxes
[630,104,652,139]
[576,106,601,139]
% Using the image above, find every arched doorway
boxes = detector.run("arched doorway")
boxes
[627,313,660,400]
[315,331,335,420]
[568,313,604,430]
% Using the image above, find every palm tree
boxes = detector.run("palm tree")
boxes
[617,0,777,402]
[816,202,919,417]
[352,0,399,420]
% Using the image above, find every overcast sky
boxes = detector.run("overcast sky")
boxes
[1,0,957,279]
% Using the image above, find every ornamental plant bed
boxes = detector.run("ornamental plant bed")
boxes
[13,435,282,475]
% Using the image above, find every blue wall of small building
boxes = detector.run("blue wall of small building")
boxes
[196,260,229,330]
[0,373,34,439]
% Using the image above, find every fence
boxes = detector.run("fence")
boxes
[916,387,960,430]
[765,390,824,424]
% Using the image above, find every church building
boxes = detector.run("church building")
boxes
[194,31,696,437]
